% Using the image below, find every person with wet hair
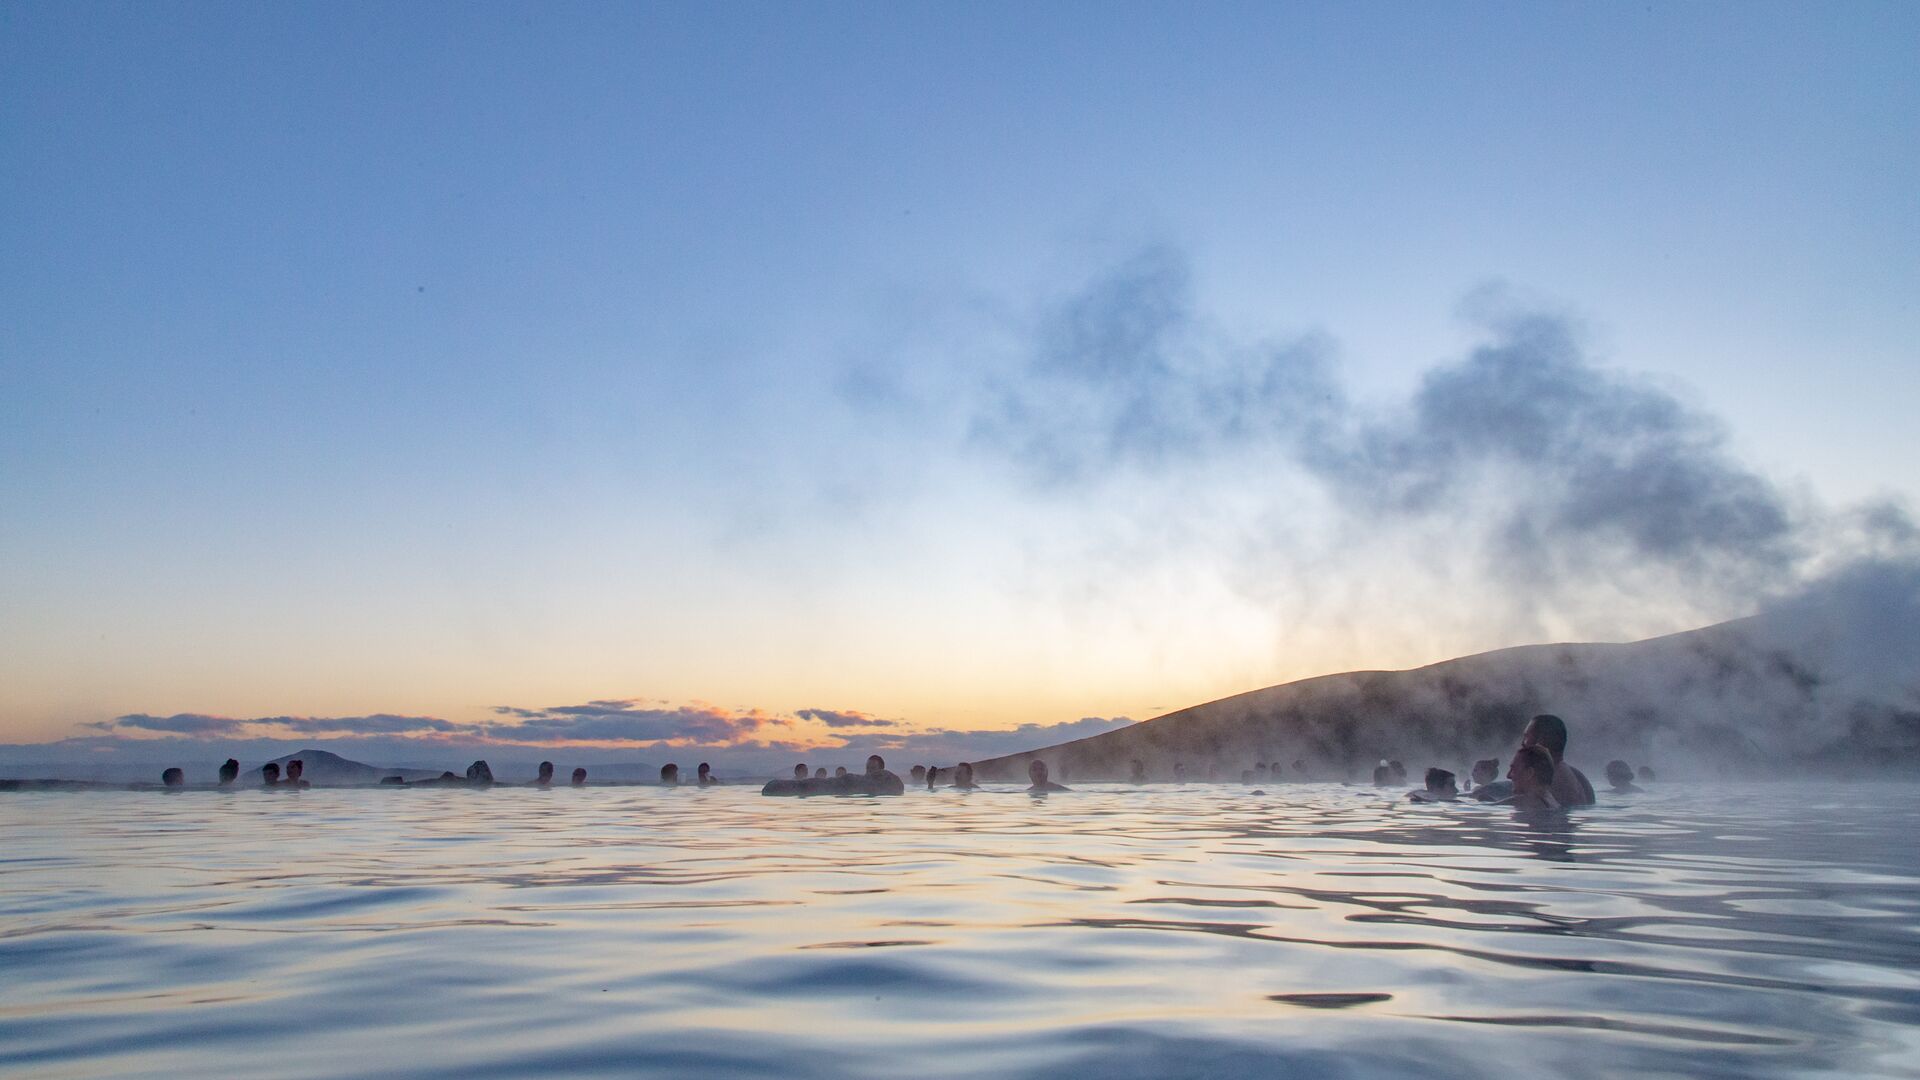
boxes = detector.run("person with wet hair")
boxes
[1129,759,1147,785]
[285,760,311,789]
[218,758,240,786]
[535,761,555,787]
[1604,760,1642,793]
[261,762,282,787]
[1497,746,1560,811]
[858,754,904,795]
[659,763,679,785]
[814,767,827,779]
[464,760,493,785]
[571,767,587,786]
[793,764,809,781]
[1409,768,1458,802]
[161,767,185,788]
[1521,714,1595,806]
[834,766,848,778]
[953,762,977,790]
[1027,759,1069,793]
[697,762,718,787]
[1470,758,1500,789]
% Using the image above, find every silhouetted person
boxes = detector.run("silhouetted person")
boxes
[660,763,679,785]
[1521,715,1595,806]
[911,765,927,785]
[161,767,184,788]
[926,767,939,790]
[862,755,904,795]
[465,760,493,785]
[1372,762,1392,786]
[1604,760,1642,793]
[794,764,809,781]
[1498,746,1560,811]
[698,762,718,787]
[814,767,827,779]
[285,760,311,789]
[953,762,977,790]
[1409,768,1457,802]
[1129,759,1146,785]
[834,766,848,778]
[1027,760,1069,793]
[261,763,281,787]
[1637,765,1656,782]
[571,767,587,786]
[536,761,554,787]
[1388,760,1407,783]
[218,758,240,786]
[1470,758,1500,789]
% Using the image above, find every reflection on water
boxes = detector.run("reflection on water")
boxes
[2,782,1917,1078]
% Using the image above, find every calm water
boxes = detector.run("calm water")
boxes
[3,782,1918,1079]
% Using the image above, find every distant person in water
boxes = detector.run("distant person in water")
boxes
[814,767,827,779]
[1637,765,1656,782]
[698,763,717,787]
[1521,715,1595,806]
[835,766,848,778]
[1470,758,1499,789]
[1604,760,1642,793]
[926,767,939,790]
[162,767,184,788]
[911,765,926,785]
[464,760,493,785]
[535,761,554,787]
[261,763,281,787]
[1372,762,1392,787]
[1408,768,1457,802]
[1027,760,1070,793]
[659,763,679,785]
[1388,760,1407,783]
[1129,759,1147,785]
[793,764,809,781]
[285,760,311,789]
[571,768,587,786]
[219,758,239,786]
[953,762,977,790]
[1498,746,1561,811]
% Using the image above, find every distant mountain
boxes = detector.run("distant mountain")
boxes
[244,749,443,786]
[971,570,1920,782]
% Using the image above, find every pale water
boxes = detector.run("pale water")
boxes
[3,782,1918,1079]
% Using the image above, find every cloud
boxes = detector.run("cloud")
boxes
[484,700,779,745]
[90,713,460,738]
[795,708,897,729]
[92,713,250,737]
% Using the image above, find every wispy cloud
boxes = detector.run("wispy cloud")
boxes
[795,708,897,729]
[484,700,781,745]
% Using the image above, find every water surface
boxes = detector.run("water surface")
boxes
[3,782,1918,1078]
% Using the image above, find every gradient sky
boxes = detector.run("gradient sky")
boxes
[3,2,1916,755]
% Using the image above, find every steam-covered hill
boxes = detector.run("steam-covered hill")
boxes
[972,561,1920,782]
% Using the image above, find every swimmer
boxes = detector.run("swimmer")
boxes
[218,758,239,786]
[793,764,809,781]
[659,763,679,786]
[814,767,827,779]
[571,767,587,786]
[1408,768,1457,802]
[1496,746,1561,811]
[926,767,938,790]
[1027,760,1070,793]
[161,767,184,788]
[1521,714,1595,806]
[261,763,281,788]
[1470,758,1499,789]
[1604,760,1642,793]
[953,762,978,790]
[835,766,848,778]
[861,755,905,795]
[697,762,718,787]
[911,765,927,785]
[535,761,554,787]
[1372,762,1392,787]
[285,760,311,789]
[1129,759,1147,785]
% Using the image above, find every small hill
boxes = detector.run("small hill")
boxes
[972,564,1920,782]
[245,749,443,786]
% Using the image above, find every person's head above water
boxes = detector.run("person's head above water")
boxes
[162,767,184,787]
[698,763,712,781]
[1522,715,1569,762]
[955,762,974,787]
[218,758,239,785]
[866,755,887,778]
[1424,768,1457,795]
[537,761,554,785]
[1028,760,1049,784]
[793,764,808,780]
[814,767,826,778]
[262,762,281,786]
[910,765,926,780]
[834,766,848,777]
[1509,746,1555,795]
[465,760,493,784]
[287,760,305,781]
[1605,760,1636,790]
[660,763,679,784]
[571,767,587,786]
[1471,758,1500,786]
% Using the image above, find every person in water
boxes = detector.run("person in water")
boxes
[218,759,239,786]
[953,762,978,790]
[464,760,493,785]
[571,767,587,786]
[1498,746,1561,811]
[697,762,717,787]
[1129,759,1147,785]
[814,767,827,779]
[793,764,809,781]
[1470,758,1499,790]
[1604,760,1642,793]
[659,763,679,786]
[285,760,311,789]
[1521,715,1595,806]
[910,765,926,785]
[926,767,939,790]
[860,755,904,795]
[261,763,281,787]
[1388,760,1407,784]
[1372,762,1393,787]
[162,767,184,788]
[834,766,848,778]
[1409,768,1458,802]
[1027,760,1070,793]
[535,761,555,787]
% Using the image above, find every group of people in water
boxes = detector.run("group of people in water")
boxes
[146,713,1640,809]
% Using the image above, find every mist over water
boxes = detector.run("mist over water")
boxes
[4,784,1918,1078]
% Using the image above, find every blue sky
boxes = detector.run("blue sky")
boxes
[2,1,1916,758]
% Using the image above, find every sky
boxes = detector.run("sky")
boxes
[2,1,1917,769]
